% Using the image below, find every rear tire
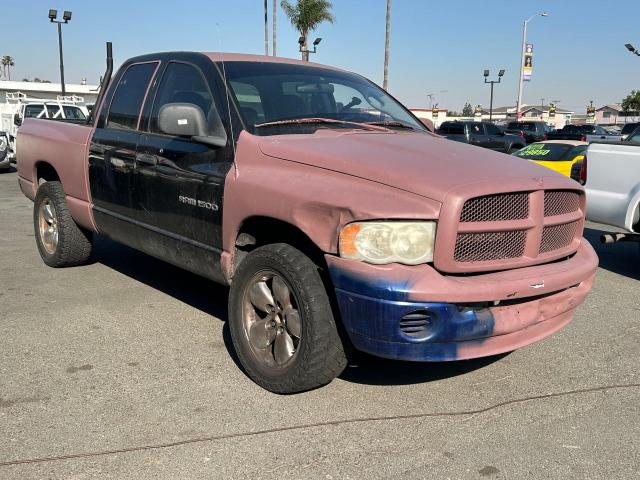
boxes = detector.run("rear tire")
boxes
[228,243,347,394]
[34,181,93,267]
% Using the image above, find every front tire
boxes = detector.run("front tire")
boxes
[229,243,347,394]
[34,181,92,267]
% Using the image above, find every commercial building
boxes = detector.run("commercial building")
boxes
[0,80,99,105]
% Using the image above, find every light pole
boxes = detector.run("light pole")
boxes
[299,37,321,61]
[516,12,548,120]
[49,9,71,96]
[540,98,545,119]
[484,69,505,122]
[625,43,640,57]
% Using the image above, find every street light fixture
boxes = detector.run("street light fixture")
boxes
[484,69,505,122]
[516,12,548,119]
[625,43,640,57]
[299,37,322,61]
[49,8,72,96]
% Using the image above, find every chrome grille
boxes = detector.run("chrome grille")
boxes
[454,231,527,262]
[544,190,581,217]
[460,192,529,222]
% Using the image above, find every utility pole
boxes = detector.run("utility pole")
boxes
[484,69,505,122]
[272,0,277,56]
[541,98,545,120]
[264,0,269,56]
[49,9,72,97]
[383,0,391,90]
[516,12,548,119]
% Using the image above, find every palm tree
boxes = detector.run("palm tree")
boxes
[281,0,334,61]
[383,0,391,91]
[1,56,15,80]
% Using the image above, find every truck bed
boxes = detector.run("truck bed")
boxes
[16,118,96,231]
[585,141,640,231]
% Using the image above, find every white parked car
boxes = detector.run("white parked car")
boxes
[585,133,640,242]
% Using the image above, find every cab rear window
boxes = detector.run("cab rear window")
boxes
[514,143,573,161]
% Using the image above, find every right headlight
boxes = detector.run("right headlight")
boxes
[0,138,6,152]
[339,221,437,265]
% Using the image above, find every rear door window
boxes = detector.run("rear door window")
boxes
[468,123,485,135]
[485,123,502,135]
[107,62,157,130]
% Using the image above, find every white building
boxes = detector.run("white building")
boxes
[0,80,100,105]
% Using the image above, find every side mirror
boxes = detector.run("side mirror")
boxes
[158,103,227,148]
[13,113,22,127]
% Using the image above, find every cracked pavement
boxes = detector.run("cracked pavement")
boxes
[0,169,638,479]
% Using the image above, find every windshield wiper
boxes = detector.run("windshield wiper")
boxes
[364,120,416,130]
[254,117,387,132]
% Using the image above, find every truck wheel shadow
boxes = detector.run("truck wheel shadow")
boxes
[584,227,640,280]
[92,236,229,322]
[339,351,509,386]
[92,235,508,388]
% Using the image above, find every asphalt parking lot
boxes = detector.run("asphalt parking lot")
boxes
[0,168,638,479]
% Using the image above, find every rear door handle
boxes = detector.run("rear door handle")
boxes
[136,153,158,166]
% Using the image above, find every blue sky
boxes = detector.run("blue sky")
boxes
[2,0,639,112]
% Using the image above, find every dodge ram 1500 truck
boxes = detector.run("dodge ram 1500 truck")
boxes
[17,47,598,393]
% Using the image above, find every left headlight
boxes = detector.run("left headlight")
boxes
[339,221,437,265]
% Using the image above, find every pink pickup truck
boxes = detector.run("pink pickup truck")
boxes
[16,47,598,393]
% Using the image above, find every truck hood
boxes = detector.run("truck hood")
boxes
[258,131,569,202]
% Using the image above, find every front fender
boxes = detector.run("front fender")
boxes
[222,131,441,256]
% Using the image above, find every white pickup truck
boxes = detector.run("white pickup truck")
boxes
[585,134,640,243]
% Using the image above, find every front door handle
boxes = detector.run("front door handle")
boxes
[136,153,158,166]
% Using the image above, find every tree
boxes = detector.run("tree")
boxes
[622,90,640,112]
[461,102,474,117]
[446,110,460,117]
[383,0,391,91]
[1,56,15,80]
[281,0,334,61]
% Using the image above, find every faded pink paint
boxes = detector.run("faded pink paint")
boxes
[324,240,597,304]
[16,120,96,231]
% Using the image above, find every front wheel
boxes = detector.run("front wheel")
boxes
[34,181,93,267]
[228,243,347,394]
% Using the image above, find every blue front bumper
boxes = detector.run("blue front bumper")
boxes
[329,265,496,361]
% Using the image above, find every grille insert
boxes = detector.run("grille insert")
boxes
[454,231,527,262]
[460,192,529,223]
[399,311,432,338]
[540,221,579,254]
[544,190,581,217]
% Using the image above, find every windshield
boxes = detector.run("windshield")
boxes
[221,61,425,135]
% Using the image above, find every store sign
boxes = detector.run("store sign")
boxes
[549,103,556,118]
[523,43,533,82]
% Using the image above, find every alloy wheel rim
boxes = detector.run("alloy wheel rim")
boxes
[242,271,302,368]
[38,198,58,254]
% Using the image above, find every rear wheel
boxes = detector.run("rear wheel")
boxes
[229,243,347,394]
[34,181,92,267]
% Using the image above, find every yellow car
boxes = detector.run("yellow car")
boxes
[512,140,587,177]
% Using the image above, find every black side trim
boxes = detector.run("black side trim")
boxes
[94,206,221,254]
[93,206,226,284]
